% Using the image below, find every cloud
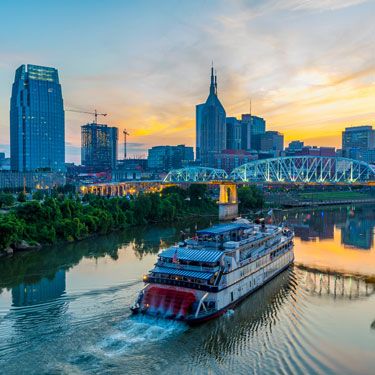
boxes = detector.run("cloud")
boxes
[1,0,374,162]
[275,0,370,12]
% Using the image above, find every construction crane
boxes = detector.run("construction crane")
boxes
[123,129,130,159]
[66,109,107,124]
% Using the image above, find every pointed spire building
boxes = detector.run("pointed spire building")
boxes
[196,66,226,167]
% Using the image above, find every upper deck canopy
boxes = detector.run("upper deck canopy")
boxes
[197,223,250,236]
[160,247,223,263]
[152,266,214,280]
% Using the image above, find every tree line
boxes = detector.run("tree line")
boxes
[0,184,264,252]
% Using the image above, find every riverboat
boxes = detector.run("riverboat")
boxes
[131,219,294,325]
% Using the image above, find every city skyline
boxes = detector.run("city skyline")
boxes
[0,0,374,164]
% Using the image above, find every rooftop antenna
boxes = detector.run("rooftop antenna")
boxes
[250,99,252,116]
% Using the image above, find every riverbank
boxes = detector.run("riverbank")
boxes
[0,184,220,256]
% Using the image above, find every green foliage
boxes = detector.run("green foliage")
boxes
[32,190,44,201]
[188,184,207,204]
[0,193,15,208]
[0,184,219,251]
[17,191,26,203]
[238,186,264,212]
[0,214,24,249]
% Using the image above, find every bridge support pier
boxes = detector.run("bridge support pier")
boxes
[218,183,238,220]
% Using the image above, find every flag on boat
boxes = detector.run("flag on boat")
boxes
[172,248,178,263]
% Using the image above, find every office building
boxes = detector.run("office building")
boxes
[214,149,257,173]
[81,123,118,170]
[239,114,266,151]
[253,131,284,156]
[196,66,226,167]
[0,171,66,190]
[285,141,304,155]
[342,126,374,151]
[10,64,65,172]
[226,117,242,150]
[148,145,194,171]
[347,148,375,164]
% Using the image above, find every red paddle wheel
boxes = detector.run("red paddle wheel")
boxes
[142,286,197,319]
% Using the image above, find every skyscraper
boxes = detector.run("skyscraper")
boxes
[10,64,65,172]
[81,123,118,170]
[196,66,226,167]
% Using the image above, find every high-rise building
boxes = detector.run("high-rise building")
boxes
[148,145,194,171]
[342,126,375,151]
[240,114,266,150]
[10,64,65,172]
[226,117,242,150]
[196,66,226,167]
[239,114,252,151]
[81,123,118,170]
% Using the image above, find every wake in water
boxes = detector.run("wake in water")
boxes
[97,315,188,357]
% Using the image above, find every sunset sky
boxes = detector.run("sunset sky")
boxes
[0,0,374,163]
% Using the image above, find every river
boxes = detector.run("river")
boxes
[0,206,374,374]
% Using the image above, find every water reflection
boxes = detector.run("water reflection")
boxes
[277,205,375,276]
[0,219,210,297]
[12,270,66,307]
[0,209,374,374]
[279,205,375,250]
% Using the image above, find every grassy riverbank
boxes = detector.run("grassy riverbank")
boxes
[0,184,221,254]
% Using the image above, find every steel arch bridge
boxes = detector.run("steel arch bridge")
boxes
[230,156,375,184]
[163,167,228,183]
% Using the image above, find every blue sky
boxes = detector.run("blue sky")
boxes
[0,0,374,163]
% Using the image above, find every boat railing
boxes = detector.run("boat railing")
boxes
[147,275,219,292]
[156,261,220,273]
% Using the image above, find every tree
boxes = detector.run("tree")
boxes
[188,184,207,205]
[17,191,26,203]
[32,190,44,201]
[0,193,15,208]
[0,215,24,249]
[238,186,264,212]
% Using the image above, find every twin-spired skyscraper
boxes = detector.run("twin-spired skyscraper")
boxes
[196,66,226,167]
[10,64,65,172]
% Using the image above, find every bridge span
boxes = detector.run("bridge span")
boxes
[79,156,375,197]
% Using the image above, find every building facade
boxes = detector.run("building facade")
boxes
[0,171,66,190]
[214,149,257,173]
[226,117,242,150]
[253,131,284,156]
[10,64,65,172]
[342,126,375,151]
[196,66,226,167]
[148,145,194,171]
[342,125,375,163]
[81,123,118,170]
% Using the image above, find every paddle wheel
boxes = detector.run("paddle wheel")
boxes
[142,286,197,319]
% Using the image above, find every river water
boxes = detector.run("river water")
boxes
[0,206,374,375]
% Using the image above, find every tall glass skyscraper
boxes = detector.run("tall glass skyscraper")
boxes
[10,64,65,172]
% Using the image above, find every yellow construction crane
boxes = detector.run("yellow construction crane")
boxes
[66,109,107,124]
